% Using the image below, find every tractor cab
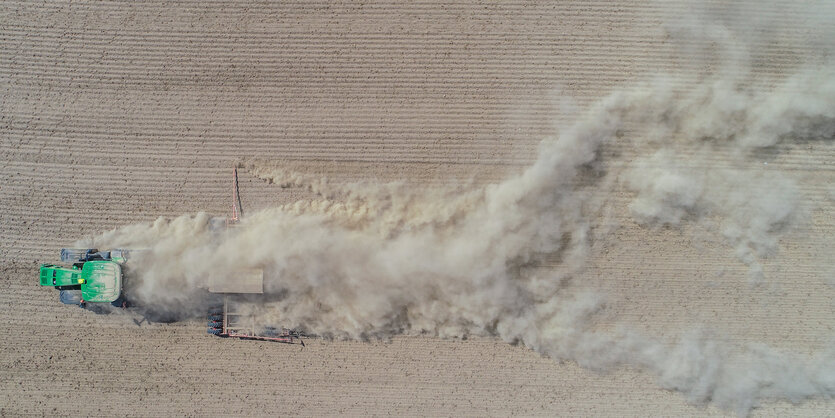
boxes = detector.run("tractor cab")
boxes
[78,261,122,303]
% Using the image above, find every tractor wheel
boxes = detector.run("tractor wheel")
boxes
[208,314,223,321]
[208,320,223,328]
[207,328,222,335]
[61,248,97,262]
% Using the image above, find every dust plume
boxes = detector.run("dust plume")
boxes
[82,2,835,415]
[624,66,834,281]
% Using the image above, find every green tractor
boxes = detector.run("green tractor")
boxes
[39,249,132,308]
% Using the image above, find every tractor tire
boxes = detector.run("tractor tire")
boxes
[208,320,223,328]
[59,289,83,305]
[61,248,97,262]
[207,328,222,335]
[208,314,223,321]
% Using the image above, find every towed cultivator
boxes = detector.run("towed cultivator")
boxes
[207,300,303,343]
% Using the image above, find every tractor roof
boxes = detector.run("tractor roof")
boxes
[80,261,121,303]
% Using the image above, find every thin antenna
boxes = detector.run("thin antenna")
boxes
[230,167,241,224]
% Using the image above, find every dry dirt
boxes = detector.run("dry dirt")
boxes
[1,1,833,416]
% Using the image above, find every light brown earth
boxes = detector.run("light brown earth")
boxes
[1,1,833,416]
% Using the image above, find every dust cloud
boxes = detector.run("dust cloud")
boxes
[624,66,834,281]
[83,2,834,415]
